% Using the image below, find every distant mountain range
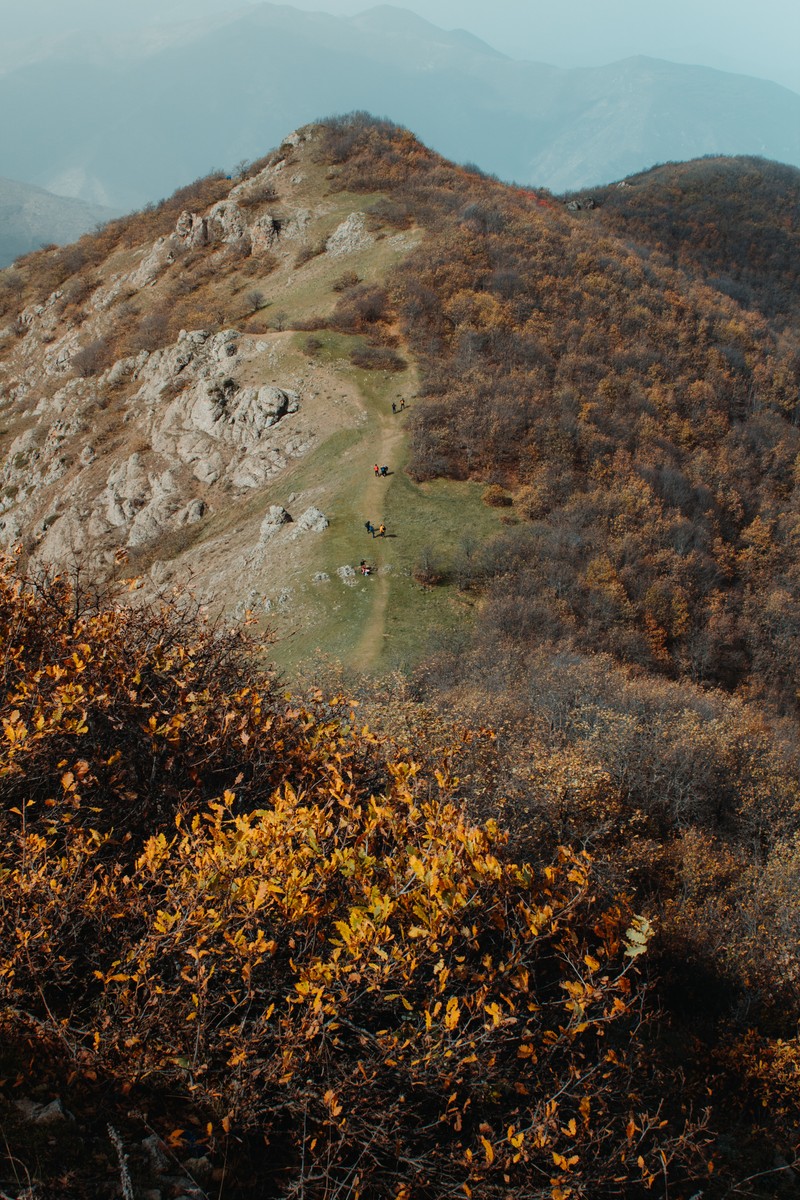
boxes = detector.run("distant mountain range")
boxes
[0,176,116,267]
[1,3,799,211]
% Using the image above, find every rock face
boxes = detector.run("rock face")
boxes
[0,314,314,563]
[0,124,413,622]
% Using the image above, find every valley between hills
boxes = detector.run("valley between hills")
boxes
[2,115,800,1199]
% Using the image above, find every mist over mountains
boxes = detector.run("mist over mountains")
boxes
[2,2,799,215]
[0,177,115,266]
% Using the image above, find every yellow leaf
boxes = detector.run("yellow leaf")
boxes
[444,997,460,1031]
[480,1136,494,1165]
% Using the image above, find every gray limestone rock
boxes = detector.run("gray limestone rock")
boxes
[296,506,328,533]
[142,1134,171,1174]
[175,498,206,526]
[326,212,374,257]
[259,505,291,540]
[206,200,249,245]
[15,1097,69,1124]
[130,237,175,287]
[175,210,209,248]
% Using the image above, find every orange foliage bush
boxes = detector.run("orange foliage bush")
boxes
[0,556,708,1197]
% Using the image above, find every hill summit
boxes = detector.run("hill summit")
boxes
[1,115,799,697]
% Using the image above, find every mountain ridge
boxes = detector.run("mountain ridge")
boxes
[1,119,798,700]
[2,117,800,1198]
[1,3,798,209]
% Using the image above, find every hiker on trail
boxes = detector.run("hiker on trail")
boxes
[378,523,386,538]
[365,520,375,536]
[400,398,405,410]
[374,464,380,477]
[380,465,389,477]
[392,402,397,413]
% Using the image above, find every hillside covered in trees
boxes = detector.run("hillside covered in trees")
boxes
[2,116,800,1198]
[316,120,800,713]
[572,155,800,328]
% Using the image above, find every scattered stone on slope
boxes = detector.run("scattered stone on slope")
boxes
[142,1134,171,1175]
[14,1097,70,1125]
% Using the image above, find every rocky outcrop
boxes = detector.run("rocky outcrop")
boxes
[0,319,312,559]
[326,212,374,257]
[0,123,395,621]
[174,202,285,256]
[125,329,307,494]
[98,454,184,548]
[129,236,176,287]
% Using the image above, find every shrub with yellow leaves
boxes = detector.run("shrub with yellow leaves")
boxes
[0,557,708,1198]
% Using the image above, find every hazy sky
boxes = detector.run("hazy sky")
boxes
[3,0,799,94]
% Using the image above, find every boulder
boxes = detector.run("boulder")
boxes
[175,210,209,247]
[175,498,206,526]
[259,505,291,540]
[296,506,328,533]
[326,212,374,257]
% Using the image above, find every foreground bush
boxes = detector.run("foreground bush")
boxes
[0,558,707,1197]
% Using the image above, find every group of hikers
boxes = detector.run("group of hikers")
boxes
[362,404,405,558]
